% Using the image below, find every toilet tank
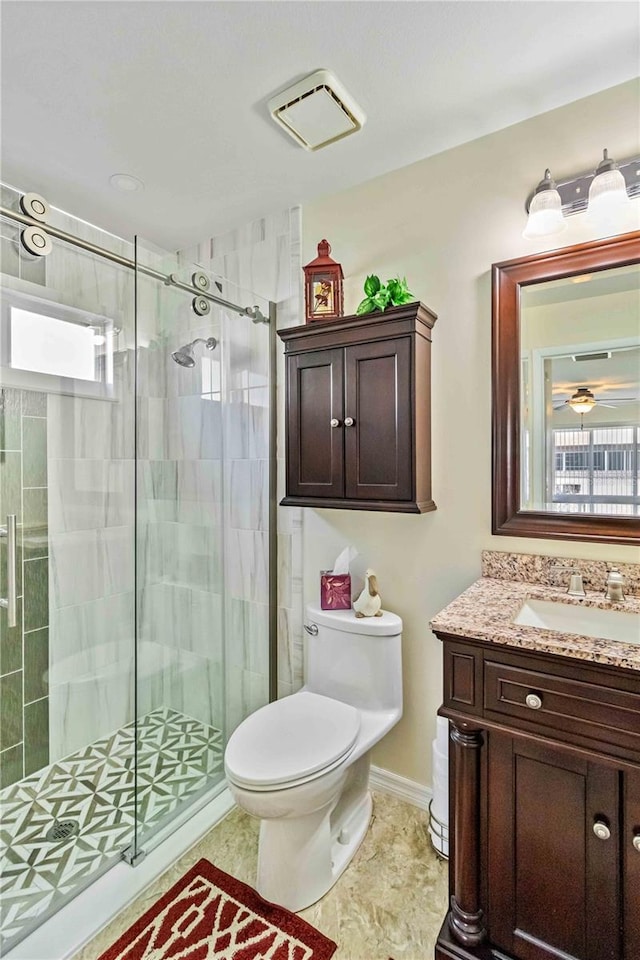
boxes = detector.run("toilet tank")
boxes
[303,604,402,712]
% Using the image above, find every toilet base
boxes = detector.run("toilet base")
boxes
[255,754,373,912]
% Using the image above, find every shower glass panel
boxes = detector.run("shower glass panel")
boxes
[132,238,272,858]
[0,188,274,950]
[0,188,136,950]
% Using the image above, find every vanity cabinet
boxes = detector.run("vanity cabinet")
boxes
[434,636,640,960]
[278,302,436,513]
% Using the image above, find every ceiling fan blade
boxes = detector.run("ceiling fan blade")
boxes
[598,403,619,409]
[601,397,638,403]
[553,402,567,410]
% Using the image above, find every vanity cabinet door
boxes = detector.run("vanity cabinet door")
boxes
[344,337,412,502]
[286,348,344,499]
[623,767,640,960]
[487,733,620,960]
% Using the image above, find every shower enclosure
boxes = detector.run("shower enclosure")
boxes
[0,186,276,951]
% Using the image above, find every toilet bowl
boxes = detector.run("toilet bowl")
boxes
[225,604,403,911]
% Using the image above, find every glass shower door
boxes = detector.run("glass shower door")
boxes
[0,193,136,951]
[132,238,272,856]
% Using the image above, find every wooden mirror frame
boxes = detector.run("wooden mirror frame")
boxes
[492,230,640,546]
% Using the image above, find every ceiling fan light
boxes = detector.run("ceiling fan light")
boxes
[523,170,567,240]
[568,395,596,414]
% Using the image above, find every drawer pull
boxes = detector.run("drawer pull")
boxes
[633,834,640,853]
[593,821,611,841]
[525,693,543,710]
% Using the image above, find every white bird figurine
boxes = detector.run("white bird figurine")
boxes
[353,569,383,618]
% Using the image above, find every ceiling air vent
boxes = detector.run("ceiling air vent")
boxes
[268,69,366,151]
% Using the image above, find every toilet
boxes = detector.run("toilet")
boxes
[224,603,403,911]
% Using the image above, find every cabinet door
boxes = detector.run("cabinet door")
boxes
[344,338,412,501]
[488,733,620,960]
[623,767,640,960]
[286,349,344,499]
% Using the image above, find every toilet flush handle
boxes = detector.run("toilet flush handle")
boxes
[304,623,319,636]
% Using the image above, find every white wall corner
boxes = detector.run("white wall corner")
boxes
[369,764,432,811]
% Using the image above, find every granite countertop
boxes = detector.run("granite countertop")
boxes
[430,577,640,672]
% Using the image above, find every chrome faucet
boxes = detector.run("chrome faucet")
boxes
[604,568,625,602]
[549,565,586,597]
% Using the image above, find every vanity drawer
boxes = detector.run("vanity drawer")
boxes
[484,659,640,752]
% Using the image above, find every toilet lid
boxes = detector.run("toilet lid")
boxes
[225,691,360,789]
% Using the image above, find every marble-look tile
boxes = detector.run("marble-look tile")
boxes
[166,396,222,461]
[49,530,105,608]
[49,592,134,679]
[225,459,268,531]
[138,642,223,731]
[225,666,269,736]
[226,598,269,676]
[277,534,292,608]
[49,668,134,762]
[72,793,448,960]
[47,389,135,462]
[226,529,269,604]
[48,459,134,533]
[139,582,223,661]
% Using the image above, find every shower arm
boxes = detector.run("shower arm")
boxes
[0,205,268,323]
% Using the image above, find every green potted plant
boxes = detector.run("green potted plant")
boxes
[356,275,415,315]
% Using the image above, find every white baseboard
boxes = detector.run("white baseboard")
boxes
[369,764,432,811]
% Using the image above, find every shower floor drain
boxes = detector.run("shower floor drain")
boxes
[45,819,80,842]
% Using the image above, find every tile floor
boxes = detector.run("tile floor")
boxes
[0,708,223,951]
[73,791,449,960]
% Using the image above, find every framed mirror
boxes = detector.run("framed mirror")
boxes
[492,231,640,545]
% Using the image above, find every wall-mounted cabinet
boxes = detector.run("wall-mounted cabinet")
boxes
[278,302,437,513]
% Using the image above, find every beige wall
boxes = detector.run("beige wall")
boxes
[300,79,640,786]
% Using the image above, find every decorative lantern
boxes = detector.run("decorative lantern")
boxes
[303,239,344,323]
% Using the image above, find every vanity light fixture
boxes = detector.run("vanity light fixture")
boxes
[523,149,640,239]
[522,169,567,239]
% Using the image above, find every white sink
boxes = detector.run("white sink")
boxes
[514,599,640,645]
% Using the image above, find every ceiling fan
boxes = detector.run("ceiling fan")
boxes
[553,386,639,428]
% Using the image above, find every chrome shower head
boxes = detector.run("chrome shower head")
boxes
[171,337,218,367]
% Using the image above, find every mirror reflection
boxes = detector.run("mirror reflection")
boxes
[520,263,640,516]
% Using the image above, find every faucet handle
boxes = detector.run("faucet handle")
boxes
[549,565,586,597]
[605,568,625,602]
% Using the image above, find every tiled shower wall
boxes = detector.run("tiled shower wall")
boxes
[180,206,305,709]
[0,387,50,788]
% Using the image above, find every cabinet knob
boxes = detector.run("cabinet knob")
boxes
[593,820,611,841]
[330,418,341,428]
[525,693,542,710]
[633,834,640,853]
[344,417,355,427]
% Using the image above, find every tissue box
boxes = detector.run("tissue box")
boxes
[320,571,352,610]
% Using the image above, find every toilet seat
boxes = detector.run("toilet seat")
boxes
[225,691,360,791]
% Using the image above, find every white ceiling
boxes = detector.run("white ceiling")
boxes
[1,1,639,250]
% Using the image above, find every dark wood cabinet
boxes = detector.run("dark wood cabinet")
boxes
[434,634,640,960]
[278,302,436,513]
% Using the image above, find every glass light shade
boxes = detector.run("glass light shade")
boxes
[523,188,567,239]
[568,395,596,414]
[587,168,630,226]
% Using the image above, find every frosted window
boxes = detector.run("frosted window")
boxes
[11,308,97,381]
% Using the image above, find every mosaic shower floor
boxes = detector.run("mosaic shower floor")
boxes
[0,708,223,951]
